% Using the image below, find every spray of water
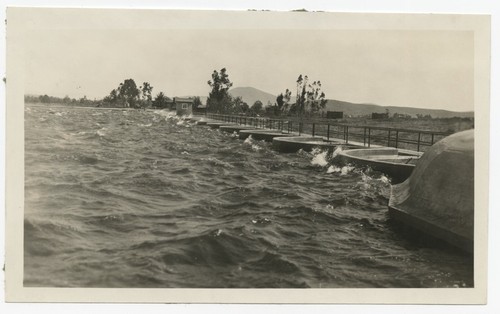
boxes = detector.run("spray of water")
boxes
[326,165,355,175]
[243,135,254,145]
[243,135,262,151]
[311,150,329,167]
[331,146,343,158]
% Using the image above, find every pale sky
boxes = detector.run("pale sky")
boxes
[23,12,474,112]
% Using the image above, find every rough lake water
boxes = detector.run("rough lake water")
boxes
[24,105,473,288]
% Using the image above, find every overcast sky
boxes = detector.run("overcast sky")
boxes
[23,11,474,112]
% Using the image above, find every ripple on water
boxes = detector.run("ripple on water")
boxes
[23,105,474,288]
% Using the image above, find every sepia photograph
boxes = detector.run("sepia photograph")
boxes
[4,5,491,305]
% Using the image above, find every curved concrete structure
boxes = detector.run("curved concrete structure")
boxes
[273,136,357,153]
[388,130,474,253]
[207,122,236,129]
[219,125,258,133]
[238,129,294,141]
[337,147,422,184]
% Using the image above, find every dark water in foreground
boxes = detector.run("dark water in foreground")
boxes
[24,105,473,288]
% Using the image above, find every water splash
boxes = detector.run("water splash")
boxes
[251,144,262,152]
[243,135,264,152]
[331,146,343,158]
[243,135,254,145]
[327,165,355,175]
[205,157,234,168]
[153,110,177,121]
[96,128,107,137]
[378,175,390,184]
[311,149,328,167]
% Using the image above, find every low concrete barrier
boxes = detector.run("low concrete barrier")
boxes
[337,147,421,184]
[219,125,258,133]
[206,122,236,129]
[272,136,350,153]
[238,129,294,141]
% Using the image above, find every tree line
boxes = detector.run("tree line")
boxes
[102,78,203,109]
[24,94,97,106]
[103,79,161,109]
[26,68,329,115]
[25,78,204,110]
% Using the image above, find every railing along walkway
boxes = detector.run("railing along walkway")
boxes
[206,113,452,152]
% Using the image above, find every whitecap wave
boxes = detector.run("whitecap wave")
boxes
[205,157,234,168]
[327,165,355,175]
[243,135,263,151]
[243,135,254,145]
[96,128,107,137]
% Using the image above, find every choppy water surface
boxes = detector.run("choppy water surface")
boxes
[24,105,473,288]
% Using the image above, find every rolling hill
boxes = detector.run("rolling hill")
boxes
[324,100,474,119]
[229,87,277,106]
[229,86,474,119]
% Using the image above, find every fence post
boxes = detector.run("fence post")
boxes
[395,131,399,148]
[417,132,421,152]
[368,128,371,147]
[431,133,435,145]
[346,126,349,144]
[312,123,315,137]
[327,124,330,141]
[387,130,391,147]
[363,127,366,146]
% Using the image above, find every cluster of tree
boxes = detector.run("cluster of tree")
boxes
[24,94,97,106]
[206,68,254,115]
[151,92,171,109]
[264,75,327,117]
[415,113,433,120]
[103,79,156,108]
[206,69,327,118]
[206,68,234,113]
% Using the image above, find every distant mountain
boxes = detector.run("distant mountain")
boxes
[325,100,474,118]
[229,87,277,106]
[224,86,473,118]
